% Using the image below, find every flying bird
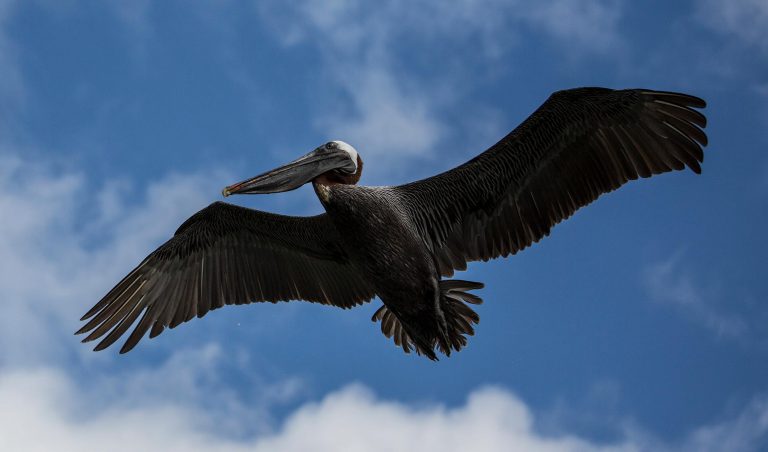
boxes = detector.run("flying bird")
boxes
[77,87,708,360]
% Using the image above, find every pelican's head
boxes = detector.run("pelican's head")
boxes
[222,140,363,196]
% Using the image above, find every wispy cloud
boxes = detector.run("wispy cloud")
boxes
[257,0,625,179]
[107,0,152,35]
[85,343,303,438]
[0,150,227,365]
[103,0,154,61]
[258,0,450,171]
[698,0,768,55]
[642,252,748,339]
[0,0,25,131]
[318,70,443,163]
[522,0,625,55]
[683,395,768,452]
[695,0,768,126]
[538,379,626,443]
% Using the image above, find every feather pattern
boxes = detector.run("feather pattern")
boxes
[395,88,708,276]
[78,201,375,353]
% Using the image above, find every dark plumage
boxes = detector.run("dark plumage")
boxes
[77,87,708,360]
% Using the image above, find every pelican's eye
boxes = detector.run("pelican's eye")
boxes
[326,142,338,150]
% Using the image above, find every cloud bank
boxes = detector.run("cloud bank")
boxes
[2,364,768,452]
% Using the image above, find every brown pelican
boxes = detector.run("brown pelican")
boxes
[77,88,708,360]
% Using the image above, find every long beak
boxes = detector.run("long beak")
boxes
[222,147,355,196]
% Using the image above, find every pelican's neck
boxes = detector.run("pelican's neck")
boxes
[313,180,333,203]
[311,155,363,201]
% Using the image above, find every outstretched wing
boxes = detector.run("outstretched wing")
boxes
[77,201,375,353]
[395,88,708,275]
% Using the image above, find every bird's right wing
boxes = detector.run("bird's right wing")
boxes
[77,201,375,353]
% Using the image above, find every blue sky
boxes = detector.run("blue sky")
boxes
[1,0,767,450]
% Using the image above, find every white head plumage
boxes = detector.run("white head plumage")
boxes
[331,140,359,171]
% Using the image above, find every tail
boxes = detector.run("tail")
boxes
[371,279,483,360]
[436,279,484,356]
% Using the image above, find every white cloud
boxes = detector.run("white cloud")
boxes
[81,343,303,438]
[278,0,624,56]
[684,395,768,452]
[643,253,748,339]
[253,385,636,452]
[699,0,768,54]
[0,150,227,365]
[0,345,298,452]
[2,365,768,452]
[319,69,443,163]
[258,0,624,177]
[260,0,448,168]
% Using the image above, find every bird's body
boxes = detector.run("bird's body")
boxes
[321,185,435,313]
[319,184,450,357]
[78,87,709,360]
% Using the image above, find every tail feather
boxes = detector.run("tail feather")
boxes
[371,304,437,359]
[371,279,484,360]
[436,279,483,355]
[440,280,484,291]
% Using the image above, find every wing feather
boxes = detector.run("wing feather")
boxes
[77,201,375,353]
[395,88,708,276]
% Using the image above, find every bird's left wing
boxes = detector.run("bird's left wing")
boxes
[394,88,707,276]
[77,201,375,353]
